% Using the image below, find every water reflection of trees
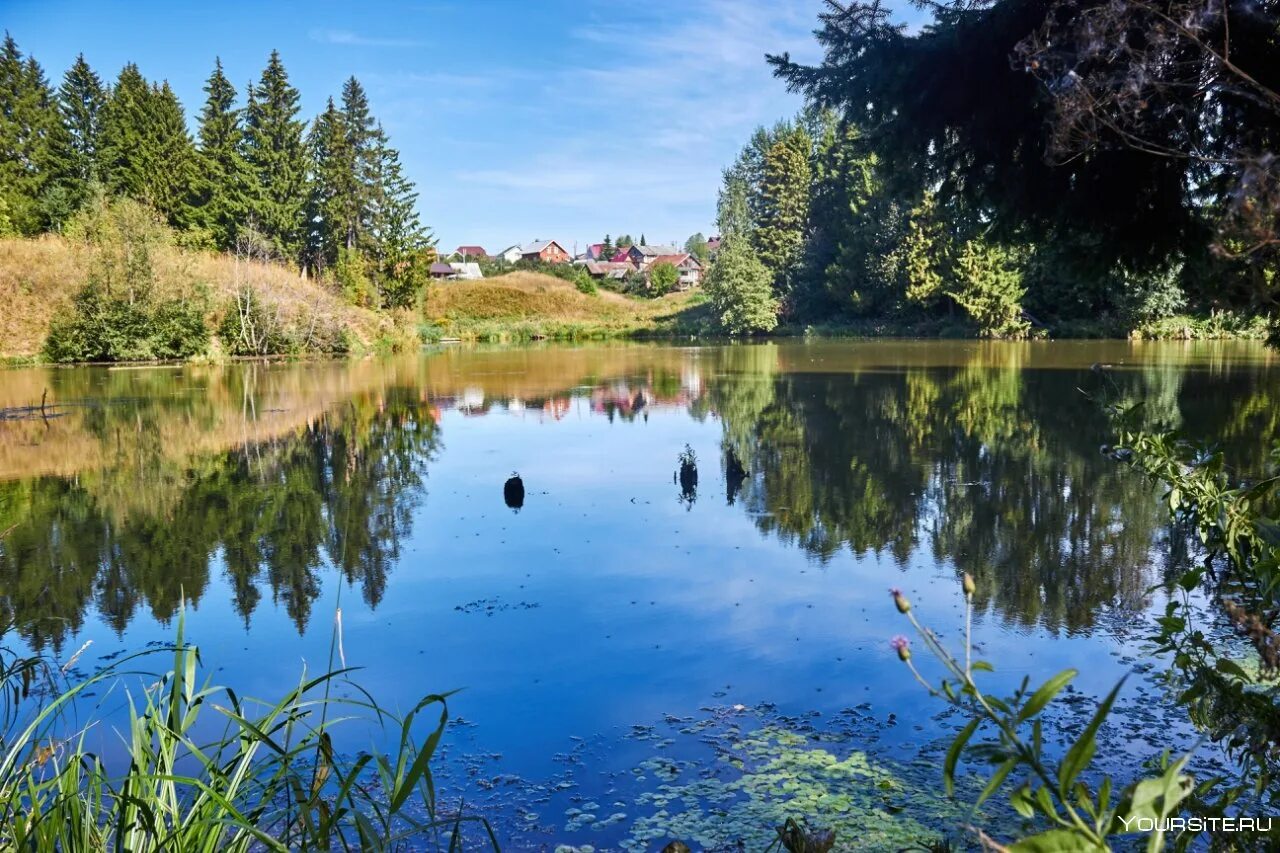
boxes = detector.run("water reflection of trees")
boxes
[0,392,437,650]
[1,342,1276,645]
[706,344,1280,632]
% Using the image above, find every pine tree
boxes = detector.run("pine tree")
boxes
[58,54,105,186]
[243,51,307,258]
[640,233,646,246]
[194,58,252,248]
[601,234,614,258]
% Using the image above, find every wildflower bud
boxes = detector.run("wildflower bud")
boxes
[962,573,976,596]
[890,587,911,614]
[890,635,911,661]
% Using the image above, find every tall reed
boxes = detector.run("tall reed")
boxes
[0,610,497,851]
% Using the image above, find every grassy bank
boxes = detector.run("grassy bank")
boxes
[2,234,1270,363]
[0,235,417,362]
[422,271,709,342]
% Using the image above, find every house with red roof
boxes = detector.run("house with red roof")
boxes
[648,253,704,290]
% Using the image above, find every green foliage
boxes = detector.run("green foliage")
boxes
[649,260,679,295]
[754,126,812,293]
[45,196,209,362]
[0,35,74,235]
[716,171,753,241]
[0,612,495,850]
[97,65,197,227]
[243,51,308,257]
[1105,408,1280,837]
[893,193,950,311]
[685,232,710,262]
[335,246,376,307]
[948,239,1029,339]
[56,53,104,189]
[892,577,1195,851]
[704,238,779,333]
[191,58,253,249]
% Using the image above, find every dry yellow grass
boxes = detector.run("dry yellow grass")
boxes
[423,271,700,338]
[0,236,401,359]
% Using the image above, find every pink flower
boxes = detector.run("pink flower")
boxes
[890,635,911,661]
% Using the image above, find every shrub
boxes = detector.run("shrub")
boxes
[335,247,377,308]
[0,612,495,850]
[704,238,779,333]
[648,261,679,295]
[44,195,212,362]
[947,239,1029,339]
[46,282,209,362]
[218,287,295,356]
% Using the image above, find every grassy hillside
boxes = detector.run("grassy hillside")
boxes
[0,240,709,359]
[422,271,707,341]
[0,236,410,360]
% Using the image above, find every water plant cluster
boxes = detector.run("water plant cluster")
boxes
[0,612,494,850]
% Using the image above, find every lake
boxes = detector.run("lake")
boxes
[1,340,1276,850]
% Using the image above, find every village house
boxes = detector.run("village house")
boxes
[614,243,682,269]
[500,240,572,265]
[580,260,635,281]
[452,245,488,260]
[650,253,704,290]
[429,262,455,280]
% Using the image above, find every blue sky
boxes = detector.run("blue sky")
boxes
[5,0,837,254]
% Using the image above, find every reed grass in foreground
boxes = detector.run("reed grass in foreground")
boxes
[0,612,496,851]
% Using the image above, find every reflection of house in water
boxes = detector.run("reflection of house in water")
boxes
[420,368,706,423]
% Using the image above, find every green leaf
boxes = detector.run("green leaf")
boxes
[975,757,1017,806]
[1008,829,1105,852]
[1018,669,1076,723]
[1214,657,1250,681]
[944,718,979,796]
[1058,676,1126,795]
[1010,784,1035,818]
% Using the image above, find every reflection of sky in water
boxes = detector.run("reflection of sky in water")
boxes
[4,341,1278,846]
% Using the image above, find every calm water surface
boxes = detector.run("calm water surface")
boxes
[1,340,1277,849]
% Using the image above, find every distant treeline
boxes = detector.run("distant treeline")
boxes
[0,34,433,310]
[706,0,1280,339]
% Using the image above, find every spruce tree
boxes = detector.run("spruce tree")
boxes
[339,77,377,252]
[194,58,252,248]
[149,81,198,226]
[368,127,432,308]
[304,97,350,272]
[0,35,73,233]
[58,54,105,186]
[97,66,196,227]
[754,126,812,294]
[97,63,150,199]
[243,50,307,259]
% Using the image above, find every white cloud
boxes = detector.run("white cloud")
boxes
[308,29,425,48]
